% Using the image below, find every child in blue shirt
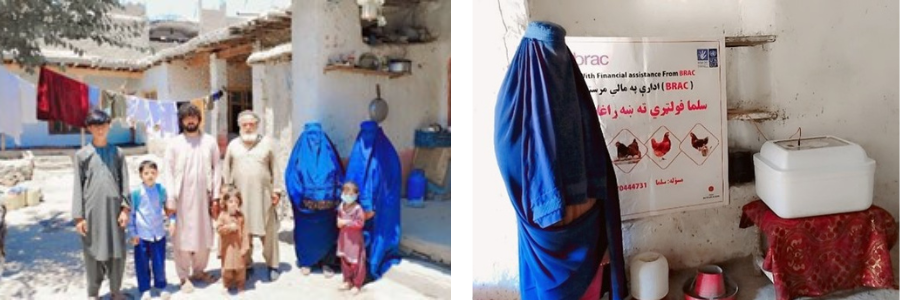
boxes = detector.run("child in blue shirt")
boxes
[127,160,171,300]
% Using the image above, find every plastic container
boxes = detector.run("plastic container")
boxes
[25,187,41,207]
[415,129,451,148]
[3,192,26,210]
[753,136,875,219]
[407,169,427,208]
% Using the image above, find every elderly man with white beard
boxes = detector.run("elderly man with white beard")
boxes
[222,110,284,281]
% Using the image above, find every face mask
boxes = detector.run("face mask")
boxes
[341,193,357,204]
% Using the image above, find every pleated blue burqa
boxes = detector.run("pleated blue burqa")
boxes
[345,121,402,280]
[285,122,344,267]
[493,21,628,300]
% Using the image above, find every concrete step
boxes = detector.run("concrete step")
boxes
[383,258,451,299]
[400,199,451,266]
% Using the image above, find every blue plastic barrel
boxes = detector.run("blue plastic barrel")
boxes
[407,169,427,203]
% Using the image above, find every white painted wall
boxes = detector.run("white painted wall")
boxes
[165,60,212,101]
[473,0,899,296]
[137,64,169,99]
[291,0,450,156]
[3,69,145,149]
[250,61,294,191]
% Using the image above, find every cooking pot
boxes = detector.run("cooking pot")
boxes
[389,59,412,73]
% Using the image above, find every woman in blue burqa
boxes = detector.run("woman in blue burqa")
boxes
[494,21,628,300]
[285,122,344,276]
[345,120,402,280]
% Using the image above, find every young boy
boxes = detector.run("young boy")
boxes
[336,181,366,295]
[216,189,250,294]
[72,110,132,300]
[127,160,171,300]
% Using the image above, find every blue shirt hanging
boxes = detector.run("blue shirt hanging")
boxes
[345,120,401,280]
[494,21,627,300]
[285,122,345,267]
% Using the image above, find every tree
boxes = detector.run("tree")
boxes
[0,0,144,73]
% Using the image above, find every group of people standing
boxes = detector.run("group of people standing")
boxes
[72,103,402,299]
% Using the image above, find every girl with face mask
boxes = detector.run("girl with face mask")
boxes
[336,181,366,294]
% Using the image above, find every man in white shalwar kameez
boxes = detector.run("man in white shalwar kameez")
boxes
[222,110,284,281]
[165,103,221,293]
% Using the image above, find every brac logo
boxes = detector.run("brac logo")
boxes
[573,53,609,66]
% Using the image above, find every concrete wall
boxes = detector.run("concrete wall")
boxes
[227,63,252,91]
[165,60,212,101]
[250,61,294,190]
[291,0,450,155]
[473,0,899,296]
[137,64,169,99]
[3,68,145,149]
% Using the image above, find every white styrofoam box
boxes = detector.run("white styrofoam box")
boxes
[754,136,875,219]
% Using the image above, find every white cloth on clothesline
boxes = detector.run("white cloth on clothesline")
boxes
[0,66,23,144]
[156,101,180,137]
[126,95,151,126]
[19,79,37,124]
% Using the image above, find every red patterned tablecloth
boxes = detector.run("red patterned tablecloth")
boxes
[740,200,898,300]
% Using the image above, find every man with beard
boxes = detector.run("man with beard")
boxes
[165,104,221,293]
[222,110,283,281]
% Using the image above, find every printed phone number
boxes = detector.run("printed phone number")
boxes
[618,182,648,191]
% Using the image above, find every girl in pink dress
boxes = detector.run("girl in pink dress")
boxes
[336,181,366,294]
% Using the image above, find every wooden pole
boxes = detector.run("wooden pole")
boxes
[1,133,6,151]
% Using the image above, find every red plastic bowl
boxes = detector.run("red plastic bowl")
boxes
[683,275,738,300]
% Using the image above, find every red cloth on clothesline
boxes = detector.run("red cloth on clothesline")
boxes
[740,200,898,300]
[37,68,89,128]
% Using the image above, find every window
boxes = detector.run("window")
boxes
[227,90,253,134]
[48,121,81,135]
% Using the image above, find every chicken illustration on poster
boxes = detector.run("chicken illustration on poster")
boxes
[566,37,728,219]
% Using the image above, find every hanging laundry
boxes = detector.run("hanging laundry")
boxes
[145,99,163,138]
[157,101,180,137]
[211,90,224,101]
[88,86,101,109]
[207,90,223,111]
[101,90,128,120]
[19,79,37,124]
[0,66,23,144]
[126,95,151,127]
[37,68,90,128]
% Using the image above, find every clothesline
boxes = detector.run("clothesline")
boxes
[0,66,225,148]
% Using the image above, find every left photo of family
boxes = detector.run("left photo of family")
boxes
[0,0,450,299]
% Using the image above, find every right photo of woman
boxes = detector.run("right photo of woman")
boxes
[473,1,900,300]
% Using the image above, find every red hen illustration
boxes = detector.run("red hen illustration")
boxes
[615,139,641,160]
[651,132,671,159]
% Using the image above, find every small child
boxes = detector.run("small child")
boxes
[336,181,366,295]
[127,160,171,300]
[216,189,250,293]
